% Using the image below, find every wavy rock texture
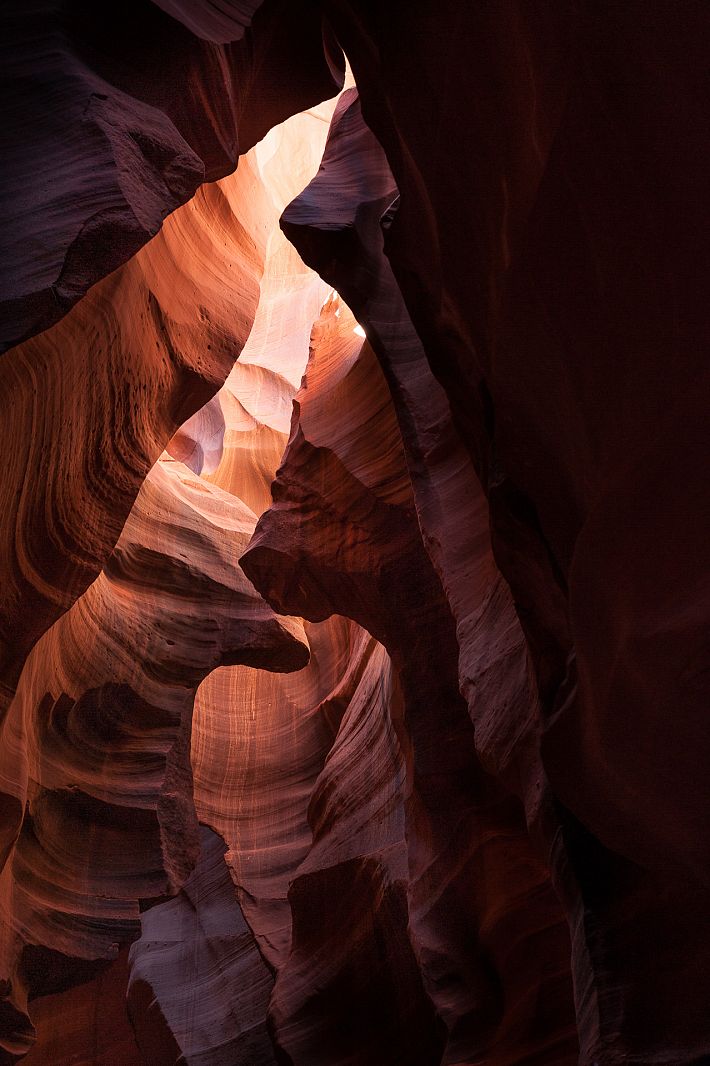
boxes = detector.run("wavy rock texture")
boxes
[0,144,258,723]
[0,0,343,728]
[0,447,308,1058]
[302,8,710,1062]
[0,150,278,978]
[269,640,441,1066]
[0,0,341,353]
[0,85,349,1061]
[1,80,407,1064]
[281,88,543,796]
[242,299,577,1064]
[175,188,428,1059]
[128,825,278,1066]
[0,86,346,910]
[0,5,707,1064]
[131,121,413,1061]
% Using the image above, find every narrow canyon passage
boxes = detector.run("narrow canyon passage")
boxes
[1,4,709,1065]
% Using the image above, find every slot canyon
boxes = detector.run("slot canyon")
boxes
[0,3,708,1064]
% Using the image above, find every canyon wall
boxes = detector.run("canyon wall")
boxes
[0,2,708,1064]
[307,8,710,1060]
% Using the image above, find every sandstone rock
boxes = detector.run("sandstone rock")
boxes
[300,9,710,1059]
[0,447,307,1057]
[242,298,577,1064]
[0,5,707,1062]
[0,0,342,352]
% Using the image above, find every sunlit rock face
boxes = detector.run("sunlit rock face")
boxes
[1,3,708,1065]
[0,448,310,1052]
[0,50,347,1060]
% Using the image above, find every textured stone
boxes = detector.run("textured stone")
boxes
[0,446,307,1056]
[302,9,710,1060]
[1,5,708,1063]
[242,298,577,1064]
[0,0,341,352]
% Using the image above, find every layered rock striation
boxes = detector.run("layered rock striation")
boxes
[242,297,578,1064]
[0,448,308,1057]
[0,4,708,1064]
[0,0,341,353]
